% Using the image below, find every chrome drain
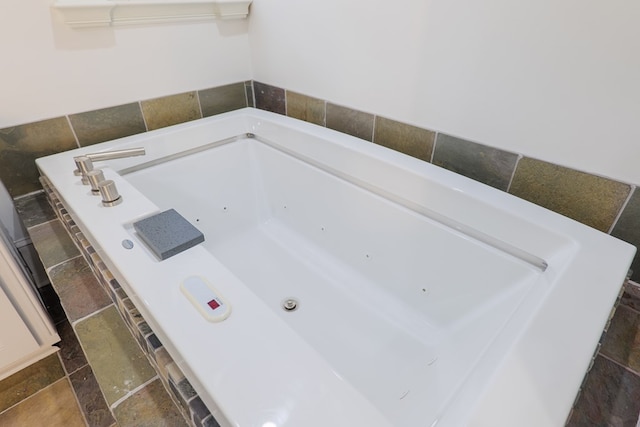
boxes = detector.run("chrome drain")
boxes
[282,298,299,312]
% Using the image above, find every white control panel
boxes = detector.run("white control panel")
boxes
[180,276,231,322]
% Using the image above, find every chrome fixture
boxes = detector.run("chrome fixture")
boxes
[85,170,105,194]
[73,148,146,178]
[98,180,122,207]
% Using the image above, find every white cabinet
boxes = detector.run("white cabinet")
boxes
[0,227,60,381]
[0,284,41,369]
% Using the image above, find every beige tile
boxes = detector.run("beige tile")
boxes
[509,157,631,232]
[113,379,188,427]
[0,117,77,197]
[141,92,201,131]
[374,116,435,163]
[29,219,80,269]
[0,354,65,412]
[0,379,85,427]
[286,91,325,126]
[75,306,156,405]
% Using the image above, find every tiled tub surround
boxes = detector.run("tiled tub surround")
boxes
[0,81,254,199]
[2,79,639,279]
[33,110,630,421]
[0,80,638,424]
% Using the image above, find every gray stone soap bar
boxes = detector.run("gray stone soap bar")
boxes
[133,209,204,260]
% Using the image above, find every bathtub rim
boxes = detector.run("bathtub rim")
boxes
[35,107,636,427]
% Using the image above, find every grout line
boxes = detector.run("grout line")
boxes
[597,352,640,377]
[607,184,636,235]
[371,115,377,143]
[251,80,256,108]
[284,88,288,116]
[322,99,327,127]
[138,101,149,132]
[29,216,65,231]
[13,189,46,201]
[69,302,115,328]
[0,376,70,417]
[109,375,159,410]
[430,133,438,163]
[506,154,524,193]
[195,90,204,119]
[65,375,91,427]
[65,115,82,149]
[44,253,84,275]
[617,297,640,316]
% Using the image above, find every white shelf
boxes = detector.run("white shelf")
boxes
[53,0,252,28]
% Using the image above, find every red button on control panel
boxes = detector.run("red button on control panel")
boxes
[207,299,220,310]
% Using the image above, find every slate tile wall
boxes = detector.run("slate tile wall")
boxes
[0,81,251,198]
[4,80,640,280]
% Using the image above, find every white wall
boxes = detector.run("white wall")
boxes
[248,0,640,185]
[0,0,252,128]
[0,0,252,241]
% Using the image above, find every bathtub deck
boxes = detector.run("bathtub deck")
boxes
[4,191,640,426]
[33,109,636,426]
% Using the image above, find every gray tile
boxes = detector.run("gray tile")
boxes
[326,103,374,141]
[198,83,247,117]
[612,189,640,283]
[56,319,88,374]
[566,355,640,426]
[13,192,56,229]
[374,117,435,163]
[253,81,285,115]
[600,304,640,374]
[432,133,518,191]
[510,158,631,232]
[141,92,202,131]
[286,91,325,126]
[69,103,147,147]
[0,117,77,197]
[29,219,80,269]
[69,364,115,427]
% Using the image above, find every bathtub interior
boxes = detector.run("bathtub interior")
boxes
[122,135,547,423]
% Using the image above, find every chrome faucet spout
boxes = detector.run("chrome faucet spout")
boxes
[73,148,146,176]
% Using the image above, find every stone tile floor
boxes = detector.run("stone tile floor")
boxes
[0,289,116,427]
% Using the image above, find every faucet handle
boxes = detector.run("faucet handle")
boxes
[74,156,94,184]
[73,148,145,176]
[86,170,105,194]
[98,180,122,207]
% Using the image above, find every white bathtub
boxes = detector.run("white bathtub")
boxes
[37,108,635,427]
